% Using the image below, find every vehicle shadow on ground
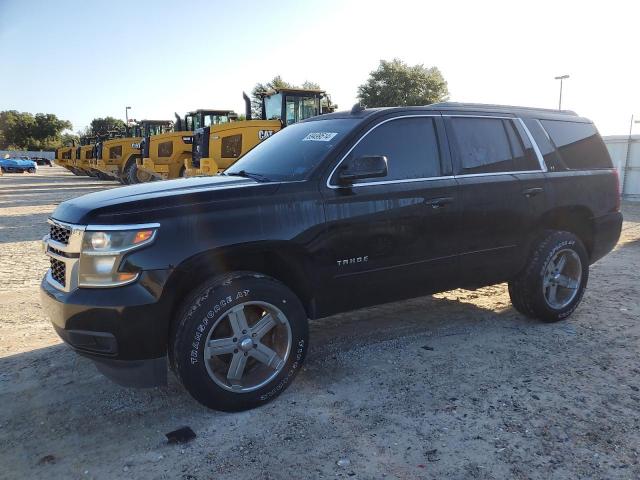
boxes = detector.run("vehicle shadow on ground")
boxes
[0,293,537,424]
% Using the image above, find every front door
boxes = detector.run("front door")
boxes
[318,114,461,315]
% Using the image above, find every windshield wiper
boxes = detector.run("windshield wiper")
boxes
[223,170,271,182]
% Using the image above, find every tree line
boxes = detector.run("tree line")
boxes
[0,58,448,151]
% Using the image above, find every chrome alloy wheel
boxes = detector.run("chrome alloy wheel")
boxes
[203,301,292,392]
[543,248,582,309]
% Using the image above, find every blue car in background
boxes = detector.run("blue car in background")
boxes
[0,157,37,173]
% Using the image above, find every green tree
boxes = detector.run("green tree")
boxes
[301,80,321,90]
[0,110,72,150]
[60,132,80,147]
[357,58,449,108]
[89,116,126,135]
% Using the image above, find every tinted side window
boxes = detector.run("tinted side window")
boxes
[347,117,441,182]
[505,120,540,171]
[540,120,612,169]
[522,118,563,171]
[449,117,515,174]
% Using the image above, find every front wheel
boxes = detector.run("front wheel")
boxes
[172,272,309,411]
[509,230,589,322]
[28,167,36,173]
[123,157,141,184]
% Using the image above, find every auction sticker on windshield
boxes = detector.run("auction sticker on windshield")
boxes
[302,132,338,142]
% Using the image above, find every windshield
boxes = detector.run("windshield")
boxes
[204,114,230,127]
[145,124,172,136]
[225,118,356,182]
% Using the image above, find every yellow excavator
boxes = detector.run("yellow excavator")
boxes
[94,120,173,184]
[136,110,237,182]
[187,88,334,176]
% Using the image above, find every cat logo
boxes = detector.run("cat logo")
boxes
[131,143,141,149]
[258,130,275,141]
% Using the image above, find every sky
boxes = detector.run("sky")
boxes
[1,0,638,136]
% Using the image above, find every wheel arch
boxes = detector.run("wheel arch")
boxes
[162,243,316,361]
[535,205,595,257]
[124,152,142,170]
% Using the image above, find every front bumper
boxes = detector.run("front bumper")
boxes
[139,158,168,179]
[95,160,121,178]
[185,157,219,177]
[40,269,173,387]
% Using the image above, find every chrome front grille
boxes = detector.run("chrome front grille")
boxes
[50,223,71,244]
[44,219,85,292]
[50,257,66,286]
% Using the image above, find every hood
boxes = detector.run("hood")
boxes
[52,175,280,225]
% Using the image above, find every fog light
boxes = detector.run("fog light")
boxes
[93,256,116,274]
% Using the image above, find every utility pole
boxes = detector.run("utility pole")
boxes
[554,75,570,110]
[622,114,640,199]
[125,106,131,125]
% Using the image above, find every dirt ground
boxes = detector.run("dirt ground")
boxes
[1,166,639,480]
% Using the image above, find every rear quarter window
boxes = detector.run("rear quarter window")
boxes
[540,120,612,170]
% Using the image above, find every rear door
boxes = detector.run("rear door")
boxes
[318,114,461,314]
[444,114,546,285]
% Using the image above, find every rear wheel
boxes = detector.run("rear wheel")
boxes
[508,230,589,322]
[179,166,186,178]
[172,272,309,411]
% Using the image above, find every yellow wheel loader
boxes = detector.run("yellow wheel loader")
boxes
[94,120,172,184]
[55,144,81,174]
[74,136,107,178]
[136,110,235,182]
[188,88,335,176]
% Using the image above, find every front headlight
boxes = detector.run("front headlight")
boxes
[79,226,158,287]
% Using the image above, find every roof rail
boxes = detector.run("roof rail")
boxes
[430,101,578,116]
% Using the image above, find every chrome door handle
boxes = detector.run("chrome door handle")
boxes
[425,197,454,209]
[522,187,543,198]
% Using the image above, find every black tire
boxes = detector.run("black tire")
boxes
[179,166,186,178]
[28,167,36,173]
[508,230,589,322]
[123,157,140,185]
[172,272,309,411]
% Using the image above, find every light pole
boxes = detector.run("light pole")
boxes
[554,75,570,110]
[125,106,131,125]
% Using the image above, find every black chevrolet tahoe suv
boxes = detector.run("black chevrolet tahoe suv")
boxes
[41,102,622,411]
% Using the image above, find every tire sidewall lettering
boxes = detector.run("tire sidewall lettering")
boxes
[259,339,306,401]
[189,289,250,365]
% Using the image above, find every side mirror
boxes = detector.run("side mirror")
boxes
[338,155,388,185]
